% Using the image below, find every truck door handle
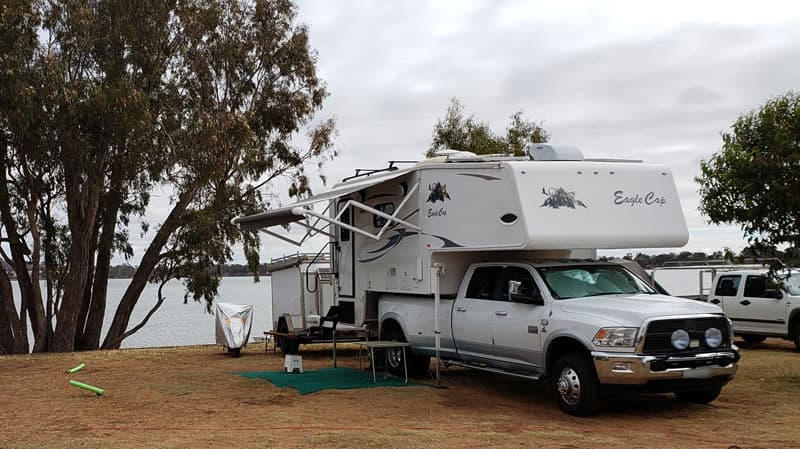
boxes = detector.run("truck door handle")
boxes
[710,299,720,304]
[740,300,751,306]
[455,307,467,312]
[495,311,508,316]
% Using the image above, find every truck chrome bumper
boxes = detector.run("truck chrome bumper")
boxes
[591,348,739,385]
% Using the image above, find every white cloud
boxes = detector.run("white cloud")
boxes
[123,0,800,264]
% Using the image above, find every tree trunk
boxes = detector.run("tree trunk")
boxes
[78,191,121,350]
[52,169,102,352]
[0,265,28,354]
[102,186,198,349]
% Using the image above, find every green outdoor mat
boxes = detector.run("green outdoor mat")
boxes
[234,367,416,394]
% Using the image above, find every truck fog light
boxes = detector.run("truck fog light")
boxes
[705,328,723,348]
[671,329,690,350]
[611,361,633,372]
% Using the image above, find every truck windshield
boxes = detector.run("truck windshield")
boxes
[783,273,800,296]
[537,265,656,300]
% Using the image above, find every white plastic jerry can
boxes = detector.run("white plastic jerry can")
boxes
[284,354,303,373]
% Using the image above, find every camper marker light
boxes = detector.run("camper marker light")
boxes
[593,328,637,347]
[671,329,690,350]
[704,328,723,348]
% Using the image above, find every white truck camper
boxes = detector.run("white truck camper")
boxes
[234,145,740,415]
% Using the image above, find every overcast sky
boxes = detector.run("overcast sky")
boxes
[134,0,800,264]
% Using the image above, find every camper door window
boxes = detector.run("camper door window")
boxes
[537,265,655,300]
[338,200,351,241]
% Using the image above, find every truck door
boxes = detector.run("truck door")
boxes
[451,266,500,364]
[491,266,546,372]
[737,275,788,334]
[712,274,750,330]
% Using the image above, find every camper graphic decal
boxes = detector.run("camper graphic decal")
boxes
[540,187,587,209]
[357,228,462,263]
[426,182,451,203]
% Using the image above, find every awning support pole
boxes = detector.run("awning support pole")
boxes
[432,262,444,387]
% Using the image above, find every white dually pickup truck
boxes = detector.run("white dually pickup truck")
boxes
[379,260,740,415]
[706,269,800,350]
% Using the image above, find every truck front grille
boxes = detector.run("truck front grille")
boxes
[642,317,731,354]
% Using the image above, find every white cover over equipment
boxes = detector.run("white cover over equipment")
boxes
[214,303,254,349]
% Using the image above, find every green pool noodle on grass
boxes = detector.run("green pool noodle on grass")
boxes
[66,363,85,374]
[68,380,104,396]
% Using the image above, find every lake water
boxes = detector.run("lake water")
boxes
[10,268,705,350]
[12,277,273,349]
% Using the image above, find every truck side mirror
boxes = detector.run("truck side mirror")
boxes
[508,280,544,305]
[763,289,783,299]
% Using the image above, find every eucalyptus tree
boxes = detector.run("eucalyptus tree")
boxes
[0,0,335,353]
[428,98,549,157]
[697,91,800,260]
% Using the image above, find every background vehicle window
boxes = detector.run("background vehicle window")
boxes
[714,275,741,296]
[784,274,800,296]
[373,203,395,228]
[744,275,768,298]
[466,267,502,301]
[499,267,539,302]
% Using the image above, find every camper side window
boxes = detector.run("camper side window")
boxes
[373,203,395,228]
[466,267,502,301]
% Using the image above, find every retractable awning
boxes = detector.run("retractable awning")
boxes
[232,168,414,231]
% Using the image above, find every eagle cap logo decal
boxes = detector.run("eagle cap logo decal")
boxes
[426,182,451,203]
[540,187,587,209]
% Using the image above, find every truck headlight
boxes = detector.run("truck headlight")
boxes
[593,327,638,347]
[671,329,690,350]
[705,328,723,348]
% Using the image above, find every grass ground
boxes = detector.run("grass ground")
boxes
[0,338,798,449]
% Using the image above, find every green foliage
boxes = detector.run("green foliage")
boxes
[697,91,800,251]
[0,0,336,352]
[428,98,549,157]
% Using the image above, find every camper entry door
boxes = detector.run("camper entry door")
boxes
[336,199,355,297]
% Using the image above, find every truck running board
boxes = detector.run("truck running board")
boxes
[444,361,542,381]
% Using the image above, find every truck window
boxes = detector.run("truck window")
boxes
[784,273,800,295]
[714,275,741,296]
[466,267,502,301]
[744,275,768,298]
[499,267,539,302]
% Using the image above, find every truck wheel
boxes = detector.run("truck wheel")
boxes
[231,348,241,358]
[550,353,601,416]
[382,327,430,378]
[675,387,722,404]
[741,334,767,344]
[792,322,800,352]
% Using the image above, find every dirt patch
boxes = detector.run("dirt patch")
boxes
[0,339,798,449]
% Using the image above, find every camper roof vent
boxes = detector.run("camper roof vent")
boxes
[529,144,584,161]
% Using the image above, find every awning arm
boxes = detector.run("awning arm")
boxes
[296,181,421,241]
[259,204,333,247]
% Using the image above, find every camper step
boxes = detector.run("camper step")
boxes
[444,360,542,381]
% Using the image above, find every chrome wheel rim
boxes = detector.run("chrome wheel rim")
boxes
[387,348,403,368]
[557,367,581,406]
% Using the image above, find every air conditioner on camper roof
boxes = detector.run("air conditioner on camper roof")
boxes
[529,144,584,161]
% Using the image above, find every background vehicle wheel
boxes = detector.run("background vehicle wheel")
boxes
[675,387,722,404]
[231,348,241,358]
[382,327,430,378]
[550,353,601,416]
[792,322,800,352]
[741,334,767,344]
